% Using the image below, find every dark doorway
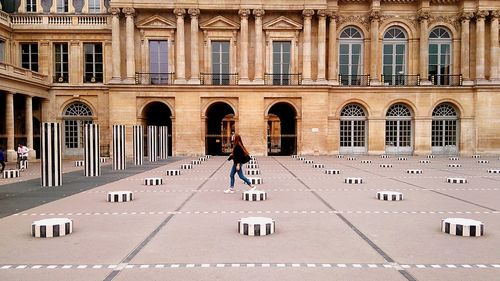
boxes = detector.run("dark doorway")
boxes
[267,102,296,155]
[206,102,235,155]
[143,102,172,156]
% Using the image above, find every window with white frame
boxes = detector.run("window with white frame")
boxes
[84,43,103,83]
[211,41,230,85]
[88,0,100,13]
[21,43,38,72]
[26,0,37,12]
[54,43,69,83]
[428,27,452,85]
[382,27,407,85]
[57,0,69,12]
[339,27,364,85]
[63,102,93,149]
[272,41,291,85]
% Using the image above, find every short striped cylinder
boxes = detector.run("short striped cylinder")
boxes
[441,218,484,237]
[3,169,20,178]
[427,155,435,159]
[449,157,459,161]
[297,157,305,161]
[419,160,431,164]
[380,155,390,158]
[397,157,408,161]
[165,170,181,176]
[112,125,126,170]
[242,190,267,201]
[41,122,62,186]
[246,164,259,169]
[303,160,314,164]
[74,160,84,167]
[31,218,73,238]
[325,169,340,174]
[477,160,489,164]
[205,155,211,159]
[144,178,163,185]
[346,157,357,161]
[107,191,133,202]
[376,191,403,201]
[250,156,256,160]
[199,157,207,162]
[337,155,344,158]
[158,126,168,160]
[291,155,299,158]
[447,177,467,184]
[406,169,422,174]
[84,124,100,177]
[100,157,107,163]
[312,163,325,168]
[448,163,462,168]
[180,164,192,169]
[360,160,372,164]
[238,217,275,236]
[379,164,393,168]
[19,160,28,170]
[487,169,500,174]
[191,160,201,165]
[248,159,258,164]
[147,126,158,162]
[245,169,260,175]
[472,155,481,158]
[133,125,144,166]
[248,177,263,185]
[344,177,363,184]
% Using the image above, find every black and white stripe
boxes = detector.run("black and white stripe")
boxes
[376,191,403,201]
[380,155,389,158]
[242,190,267,201]
[447,177,468,184]
[472,155,481,158]
[488,169,500,174]
[19,159,28,170]
[449,157,459,161]
[297,157,305,161]
[361,160,372,164]
[159,126,168,160]
[199,157,207,162]
[248,159,258,164]
[477,160,489,164]
[441,218,484,237]
[165,170,181,176]
[406,169,422,174]
[448,163,462,168]
[325,169,340,174]
[245,169,260,175]
[346,157,357,161]
[144,178,163,186]
[191,160,201,165]
[74,160,84,167]
[41,122,62,186]
[246,164,259,169]
[397,157,408,161]
[107,191,133,202]
[337,155,344,158]
[427,155,435,159]
[238,217,275,236]
[312,164,325,168]
[133,125,144,166]
[248,177,263,185]
[419,160,431,164]
[100,157,107,163]
[344,177,363,184]
[291,155,299,159]
[3,169,20,179]
[112,125,126,170]
[31,218,73,238]
[379,164,393,168]
[180,164,192,169]
[147,126,158,162]
[84,124,100,177]
[303,160,314,164]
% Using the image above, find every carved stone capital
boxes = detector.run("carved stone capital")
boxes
[122,7,135,16]
[417,11,431,22]
[238,9,251,18]
[109,7,120,16]
[491,10,500,19]
[188,8,200,18]
[460,11,474,22]
[329,10,338,20]
[253,9,265,18]
[475,10,488,19]
[369,10,381,22]
[174,8,186,17]
[317,9,329,18]
[302,9,315,18]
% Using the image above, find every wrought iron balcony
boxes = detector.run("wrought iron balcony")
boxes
[135,73,175,85]
[429,74,463,86]
[339,74,370,86]
[381,74,420,86]
[200,73,238,85]
[53,74,69,83]
[264,73,302,86]
[83,75,103,83]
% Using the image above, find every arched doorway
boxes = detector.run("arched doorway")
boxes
[385,103,413,155]
[63,102,93,156]
[432,103,459,155]
[340,104,367,154]
[142,102,172,156]
[267,102,296,155]
[205,102,235,155]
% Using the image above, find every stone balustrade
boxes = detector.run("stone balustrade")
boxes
[10,14,110,28]
[0,62,49,85]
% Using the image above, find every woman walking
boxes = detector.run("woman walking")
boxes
[224,134,255,193]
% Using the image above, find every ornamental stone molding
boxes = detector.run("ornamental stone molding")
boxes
[491,10,500,19]
[369,10,381,22]
[123,7,135,16]
[428,14,460,32]
[329,11,339,20]
[188,8,200,18]
[417,11,431,22]
[253,9,265,18]
[109,7,120,15]
[174,8,186,17]
[337,14,370,30]
[238,9,251,18]
[302,9,315,18]
[317,10,329,18]
[460,11,474,22]
[475,10,489,19]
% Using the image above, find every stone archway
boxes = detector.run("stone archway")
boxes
[267,102,297,156]
[142,102,173,156]
[205,102,235,155]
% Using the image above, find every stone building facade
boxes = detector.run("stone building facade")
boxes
[0,0,499,160]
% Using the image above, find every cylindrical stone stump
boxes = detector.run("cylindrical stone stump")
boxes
[427,155,435,159]
[133,125,144,166]
[449,157,459,161]
[337,155,344,158]
[84,124,100,177]
[291,155,299,159]
[144,178,163,185]
[472,155,481,158]
[325,169,340,174]
[397,157,408,161]
[298,157,305,161]
[361,160,372,164]
[447,177,468,184]
[407,169,422,174]
[41,122,62,186]
[148,126,158,162]
[420,160,431,164]
[346,157,357,161]
[246,164,259,169]
[303,160,314,164]
[204,155,211,159]
[477,160,489,164]
[312,164,325,168]
[191,160,201,165]
[487,169,500,174]
[180,164,192,169]
[248,159,258,164]
[238,217,275,236]
[380,155,389,158]
[19,160,28,170]
[3,170,20,178]
[242,190,267,201]
[31,218,73,238]
[379,164,393,168]
[107,191,133,202]
[248,177,263,185]
[165,170,181,176]
[112,125,126,170]
[345,177,363,184]
[100,157,108,163]
[158,126,169,160]
[246,169,260,175]
[74,160,84,167]
[376,191,403,201]
[448,164,462,168]
[441,218,484,237]
[199,157,207,162]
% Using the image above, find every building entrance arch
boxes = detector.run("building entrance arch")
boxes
[205,102,235,155]
[267,102,297,155]
[142,102,172,156]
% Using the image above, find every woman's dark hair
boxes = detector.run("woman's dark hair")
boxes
[232,134,249,155]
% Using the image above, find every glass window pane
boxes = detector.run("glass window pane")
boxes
[351,44,361,54]
[383,45,393,54]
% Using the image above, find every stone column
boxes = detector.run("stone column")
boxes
[475,10,488,83]
[253,9,265,84]
[460,12,473,83]
[188,8,200,84]
[25,96,35,159]
[490,10,500,81]
[5,92,16,161]
[110,7,121,83]
[418,11,430,84]
[238,9,251,84]
[39,41,50,76]
[174,8,186,84]
[302,9,314,84]
[317,10,328,84]
[124,7,136,83]
[369,11,381,85]
[328,11,338,84]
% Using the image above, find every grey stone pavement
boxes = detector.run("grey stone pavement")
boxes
[0,155,500,281]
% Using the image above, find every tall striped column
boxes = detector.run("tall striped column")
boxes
[133,125,143,165]
[84,124,101,177]
[112,125,126,170]
[159,126,168,159]
[41,122,62,187]
[148,125,157,162]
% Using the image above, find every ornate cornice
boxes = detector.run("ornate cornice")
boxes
[122,7,135,16]
[188,8,200,18]
[109,7,120,15]
[417,11,431,22]
[460,11,474,22]
[173,8,186,17]
[337,14,370,30]
[369,10,381,22]
[428,14,460,32]
[430,0,459,4]
[329,11,338,20]
[317,10,329,18]
[302,9,315,18]
[238,9,251,18]
[475,10,488,20]
[253,9,265,18]
[491,10,500,19]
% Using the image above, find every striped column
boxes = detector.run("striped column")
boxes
[41,122,62,187]
[84,124,101,177]
[148,125,158,162]
[112,125,126,170]
[159,126,168,159]
[133,125,144,165]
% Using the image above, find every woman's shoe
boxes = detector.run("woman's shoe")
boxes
[224,188,234,194]
[249,185,256,191]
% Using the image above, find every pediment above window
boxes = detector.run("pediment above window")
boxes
[200,16,240,30]
[263,16,303,31]
[136,15,176,29]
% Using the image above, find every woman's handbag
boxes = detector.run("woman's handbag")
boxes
[242,154,251,164]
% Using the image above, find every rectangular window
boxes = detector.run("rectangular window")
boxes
[84,43,103,83]
[54,43,69,83]
[57,0,69,12]
[21,43,38,72]
[88,0,100,13]
[272,41,291,85]
[0,40,4,63]
[211,41,230,85]
[26,0,37,12]
[149,40,168,84]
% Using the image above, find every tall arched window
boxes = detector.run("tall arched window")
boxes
[63,102,93,151]
[339,27,364,86]
[385,104,413,154]
[340,104,367,154]
[382,27,407,85]
[432,103,459,154]
[428,27,452,85]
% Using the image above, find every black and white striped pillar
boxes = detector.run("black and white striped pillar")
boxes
[84,124,101,177]
[41,122,62,187]
[112,125,126,170]
[159,126,168,159]
[133,125,144,166]
[148,126,158,162]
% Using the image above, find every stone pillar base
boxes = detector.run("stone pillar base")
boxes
[420,80,432,86]
[109,78,122,84]
[187,79,201,85]
[328,80,340,86]
[475,79,489,85]
[238,78,252,85]
[462,80,474,86]
[315,79,328,85]
[174,79,187,84]
[251,79,265,85]
[28,150,37,160]
[370,79,382,86]
[6,150,17,162]
[301,79,314,85]
[122,78,136,84]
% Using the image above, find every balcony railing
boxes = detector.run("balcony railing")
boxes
[0,10,9,27]
[429,74,463,86]
[10,14,110,28]
[0,62,48,84]
[53,74,69,83]
[381,74,420,86]
[200,73,238,85]
[83,75,103,84]
[135,73,175,85]
[339,74,370,86]
[264,73,302,86]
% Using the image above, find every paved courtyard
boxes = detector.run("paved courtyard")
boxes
[0,155,499,281]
